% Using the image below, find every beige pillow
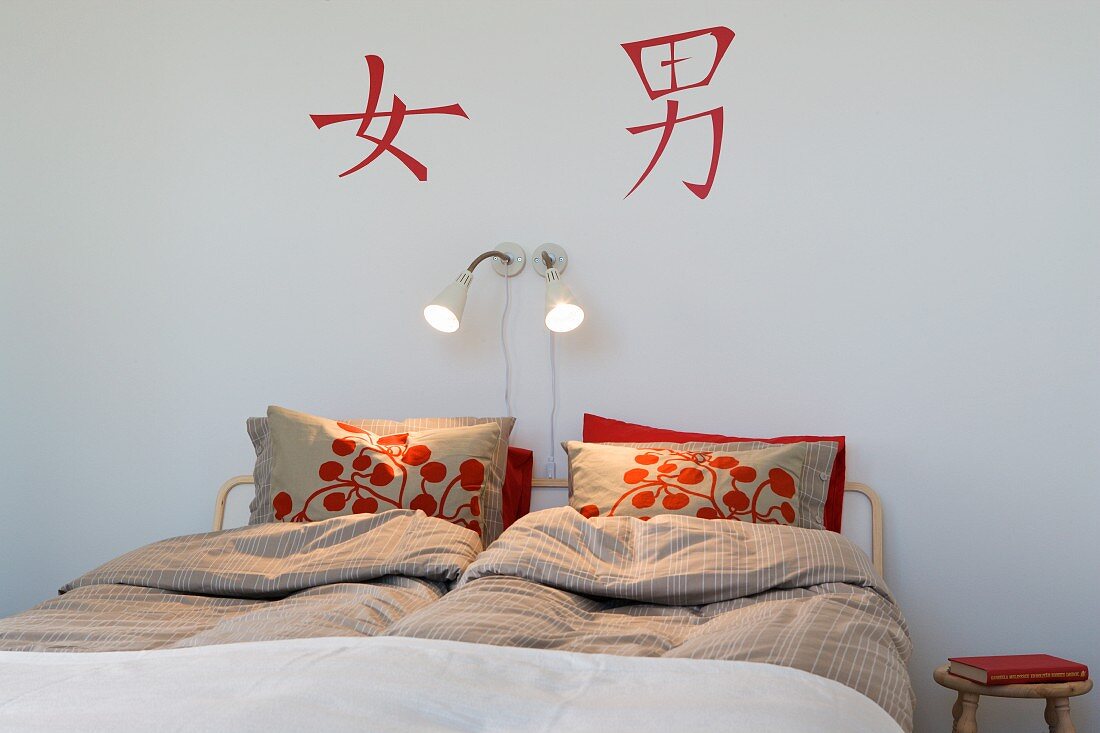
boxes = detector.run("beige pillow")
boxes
[402,417,514,546]
[248,411,515,544]
[267,406,500,538]
[565,440,824,529]
[247,415,403,524]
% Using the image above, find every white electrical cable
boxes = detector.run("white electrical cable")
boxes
[547,331,558,478]
[501,265,514,418]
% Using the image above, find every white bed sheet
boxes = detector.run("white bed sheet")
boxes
[0,636,903,732]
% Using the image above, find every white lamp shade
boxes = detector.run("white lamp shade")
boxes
[544,272,584,332]
[424,272,471,333]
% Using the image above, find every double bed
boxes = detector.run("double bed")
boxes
[0,410,914,731]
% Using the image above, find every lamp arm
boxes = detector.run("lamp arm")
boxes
[540,250,555,270]
[466,250,512,273]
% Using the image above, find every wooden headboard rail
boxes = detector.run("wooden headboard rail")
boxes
[214,477,884,576]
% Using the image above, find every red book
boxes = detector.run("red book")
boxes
[948,654,1089,685]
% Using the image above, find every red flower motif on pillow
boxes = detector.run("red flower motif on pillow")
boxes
[272,428,485,536]
[581,448,798,524]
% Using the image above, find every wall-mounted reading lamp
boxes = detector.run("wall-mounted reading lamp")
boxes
[423,242,583,478]
[533,244,584,333]
[423,243,584,333]
[423,244,525,332]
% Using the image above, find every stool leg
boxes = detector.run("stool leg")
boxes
[952,692,979,733]
[1048,697,1075,733]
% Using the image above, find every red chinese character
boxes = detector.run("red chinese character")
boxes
[621,27,734,199]
[310,54,468,181]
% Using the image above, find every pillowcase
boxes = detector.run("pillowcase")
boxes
[582,413,846,532]
[565,440,821,529]
[247,410,515,544]
[502,446,533,530]
[267,405,499,538]
[402,417,516,545]
[247,414,403,525]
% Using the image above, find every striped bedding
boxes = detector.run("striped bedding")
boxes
[388,506,915,731]
[0,510,480,652]
[0,505,913,729]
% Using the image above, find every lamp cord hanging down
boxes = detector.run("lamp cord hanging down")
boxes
[547,331,558,479]
[501,265,514,418]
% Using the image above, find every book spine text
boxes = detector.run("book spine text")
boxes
[988,671,1087,682]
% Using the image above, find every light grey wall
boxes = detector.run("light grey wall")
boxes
[2,2,1097,731]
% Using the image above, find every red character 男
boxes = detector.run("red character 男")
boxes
[622,27,735,199]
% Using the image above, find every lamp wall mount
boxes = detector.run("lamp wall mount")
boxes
[531,243,569,277]
[490,242,527,278]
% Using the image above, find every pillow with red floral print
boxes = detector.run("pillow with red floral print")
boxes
[582,413,846,533]
[246,413,516,544]
[268,405,499,538]
[564,440,821,529]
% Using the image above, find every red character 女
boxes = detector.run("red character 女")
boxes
[310,54,467,181]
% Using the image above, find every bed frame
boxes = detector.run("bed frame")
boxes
[214,477,885,576]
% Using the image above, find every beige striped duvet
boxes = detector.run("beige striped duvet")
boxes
[0,510,481,652]
[388,506,915,731]
[0,506,913,729]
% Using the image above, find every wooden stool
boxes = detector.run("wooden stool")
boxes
[933,665,1092,733]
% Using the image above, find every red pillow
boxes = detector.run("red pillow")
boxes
[583,413,846,533]
[502,447,533,530]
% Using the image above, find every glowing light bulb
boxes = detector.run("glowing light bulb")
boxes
[423,273,471,333]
